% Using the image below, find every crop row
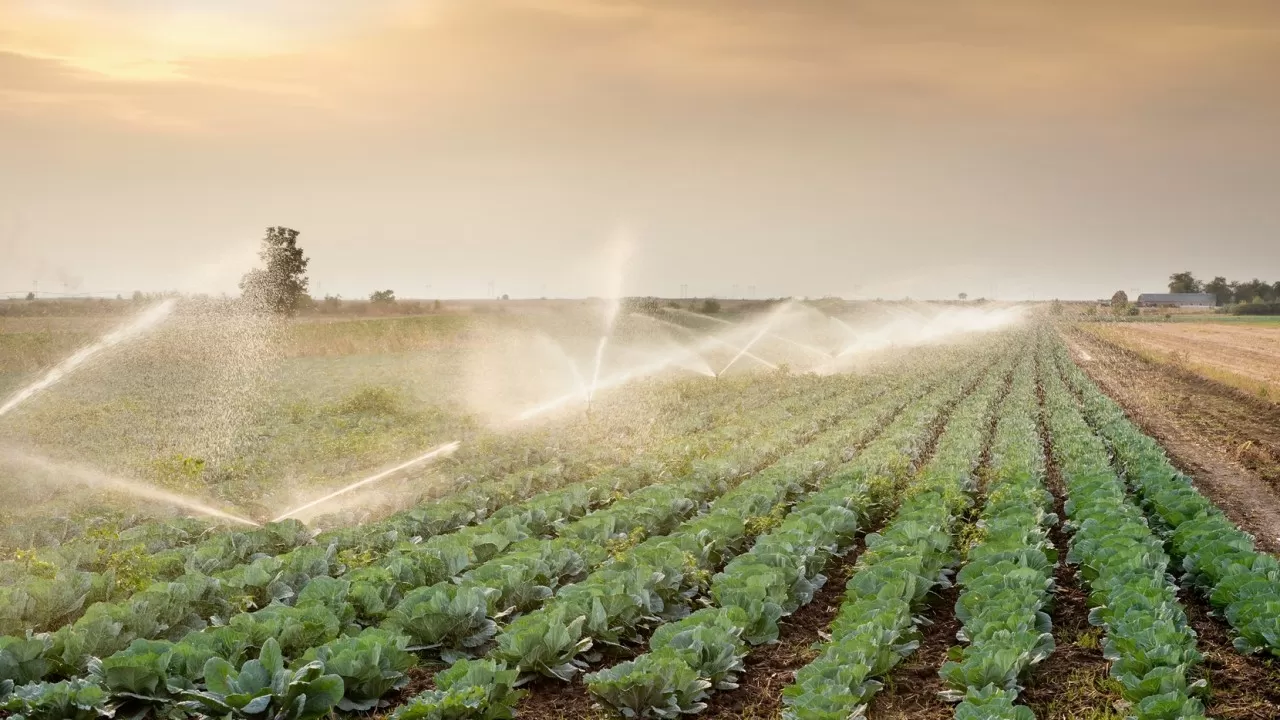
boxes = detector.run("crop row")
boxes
[24,373,852,671]
[0,366,912,717]
[0,375,808,636]
[1052,342,1280,660]
[579,348,1000,718]
[387,359,959,720]
[938,352,1056,720]
[777,345,1014,720]
[1038,339,1207,720]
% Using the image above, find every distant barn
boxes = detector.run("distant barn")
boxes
[1136,293,1216,308]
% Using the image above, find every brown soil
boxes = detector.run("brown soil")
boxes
[1021,468,1120,720]
[1108,323,1280,390]
[701,550,860,720]
[1023,366,1125,720]
[865,582,961,720]
[865,366,1013,720]
[513,673,601,720]
[371,664,441,719]
[1066,328,1280,553]
[1182,590,1280,720]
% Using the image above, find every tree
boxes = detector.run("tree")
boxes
[958,292,968,301]
[369,289,396,304]
[1111,290,1130,316]
[1204,276,1232,306]
[240,226,310,315]
[1234,278,1273,304]
[700,298,721,314]
[1168,271,1202,294]
[24,291,34,301]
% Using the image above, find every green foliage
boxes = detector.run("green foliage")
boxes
[303,628,416,711]
[389,659,523,720]
[938,358,1056,713]
[370,289,397,304]
[0,633,51,688]
[240,226,310,315]
[383,583,500,659]
[490,606,592,681]
[781,356,1011,720]
[1167,271,1202,294]
[1041,339,1207,715]
[585,651,710,718]
[179,638,343,720]
[1,678,108,720]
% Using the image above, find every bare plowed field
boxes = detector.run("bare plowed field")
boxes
[1084,322,1280,400]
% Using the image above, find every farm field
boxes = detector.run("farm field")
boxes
[1066,328,1280,551]
[1079,322,1280,403]
[3,309,1280,720]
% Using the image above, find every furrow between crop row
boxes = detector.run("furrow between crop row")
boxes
[936,351,1057,719]
[1037,335,1208,720]
[775,343,1015,720]
[382,347,1002,719]
[0,373,813,640]
[0,375,873,711]
[1052,339,1280,662]
[576,343,1009,719]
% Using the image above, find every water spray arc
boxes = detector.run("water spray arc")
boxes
[0,299,177,418]
[0,446,258,526]
[631,313,777,372]
[716,301,795,376]
[666,304,832,361]
[271,441,461,522]
[585,234,633,412]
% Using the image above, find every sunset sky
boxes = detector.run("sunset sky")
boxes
[2,1,1278,299]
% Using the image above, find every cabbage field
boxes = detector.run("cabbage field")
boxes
[2,325,1278,720]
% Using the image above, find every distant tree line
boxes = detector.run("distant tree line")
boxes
[1168,271,1280,306]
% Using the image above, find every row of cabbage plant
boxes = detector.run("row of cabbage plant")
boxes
[385,349,999,720]
[0,373,817,641]
[0,370,787,605]
[777,345,1014,720]
[1053,342,1280,659]
[0,374,880,717]
[581,349,1002,719]
[938,354,1056,720]
[1037,340,1207,720]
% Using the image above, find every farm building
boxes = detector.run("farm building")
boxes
[1136,292,1216,308]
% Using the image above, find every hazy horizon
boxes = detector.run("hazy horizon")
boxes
[3,1,1279,301]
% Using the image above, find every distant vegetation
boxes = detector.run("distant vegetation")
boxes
[1168,271,1280,308]
[240,226,311,316]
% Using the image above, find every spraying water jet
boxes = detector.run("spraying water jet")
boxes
[0,299,177,418]
[0,446,258,526]
[271,440,461,522]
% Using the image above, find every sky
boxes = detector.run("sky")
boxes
[2,0,1279,301]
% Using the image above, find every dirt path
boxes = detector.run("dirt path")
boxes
[1065,329,1280,554]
